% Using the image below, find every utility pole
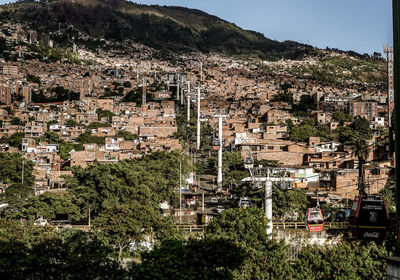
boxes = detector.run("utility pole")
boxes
[200,176,204,212]
[179,156,182,223]
[217,115,223,186]
[187,95,191,122]
[21,159,24,184]
[393,0,400,254]
[181,86,184,106]
[196,88,201,150]
[187,81,191,121]
[265,170,273,236]
[176,81,180,102]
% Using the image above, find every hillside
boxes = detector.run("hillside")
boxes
[0,0,316,60]
[0,0,387,88]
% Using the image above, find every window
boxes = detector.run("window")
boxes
[268,146,274,150]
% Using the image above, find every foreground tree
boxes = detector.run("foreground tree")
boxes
[130,238,246,280]
[93,200,176,261]
[206,208,292,279]
[0,219,123,279]
[292,242,390,280]
[0,152,34,185]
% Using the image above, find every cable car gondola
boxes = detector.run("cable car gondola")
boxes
[244,156,254,169]
[238,197,252,208]
[212,138,220,151]
[349,194,389,240]
[305,207,324,232]
[222,120,228,129]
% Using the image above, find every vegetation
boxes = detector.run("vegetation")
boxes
[0,152,35,186]
[96,108,115,122]
[0,221,124,279]
[122,87,154,105]
[123,81,132,88]
[0,148,395,278]
[86,122,112,129]
[76,131,106,145]
[273,185,308,222]
[59,142,83,160]
[0,0,318,60]
[286,54,387,89]
[31,87,79,103]
[289,118,317,142]
[26,73,41,84]
[10,117,25,126]
[115,130,138,140]
[9,132,25,148]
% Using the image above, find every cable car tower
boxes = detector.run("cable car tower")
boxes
[214,114,228,188]
[242,166,294,236]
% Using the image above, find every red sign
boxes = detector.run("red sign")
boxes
[308,225,324,232]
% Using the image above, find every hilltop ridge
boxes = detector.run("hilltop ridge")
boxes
[0,0,315,60]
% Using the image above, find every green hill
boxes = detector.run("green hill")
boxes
[0,0,316,60]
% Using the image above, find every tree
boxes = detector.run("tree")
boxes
[3,106,13,116]
[123,81,132,88]
[206,207,270,250]
[292,95,315,115]
[273,185,308,221]
[26,73,41,84]
[10,117,24,126]
[21,192,82,221]
[271,92,293,104]
[2,183,34,216]
[351,116,372,140]
[372,52,383,60]
[115,130,138,140]
[0,220,123,279]
[66,151,190,226]
[76,131,105,145]
[338,117,373,193]
[380,180,395,214]
[292,242,390,280]
[86,122,112,129]
[0,153,34,185]
[337,126,358,144]
[317,123,334,141]
[333,111,353,123]
[208,151,248,180]
[96,109,115,122]
[9,132,25,148]
[129,238,246,280]
[41,131,61,144]
[59,142,83,160]
[289,124,316,142]
[94,200,175,261]
[205,207,292,279]
[65,119,78,127]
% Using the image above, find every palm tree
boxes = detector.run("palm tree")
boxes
[350,138,370,195]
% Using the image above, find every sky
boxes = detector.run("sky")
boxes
[0,0,393,55]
